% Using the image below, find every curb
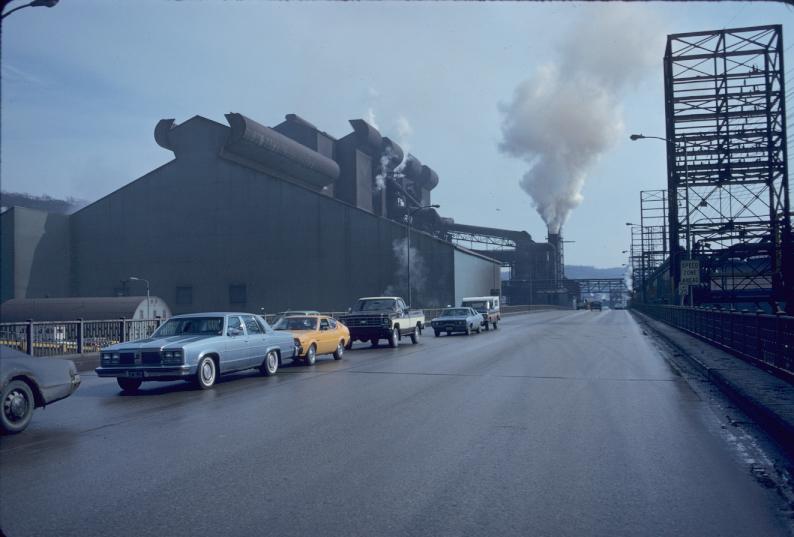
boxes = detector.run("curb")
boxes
[632,310,794,458]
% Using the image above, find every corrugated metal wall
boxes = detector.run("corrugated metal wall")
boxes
[453,248,501,307]
[68,124,456,313]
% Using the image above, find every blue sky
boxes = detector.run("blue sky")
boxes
[2,1,792,267]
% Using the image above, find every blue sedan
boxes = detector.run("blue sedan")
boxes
[96,312,297,392]
[430,308,484,336]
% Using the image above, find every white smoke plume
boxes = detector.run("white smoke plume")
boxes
[498,7,661,233]
[383,237,427,301]
[373,115,415,191]
[365,107,379,130]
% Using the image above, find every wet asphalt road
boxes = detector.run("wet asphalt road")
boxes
[1,310,791,536]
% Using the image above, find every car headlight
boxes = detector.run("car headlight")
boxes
[163,350,183,364]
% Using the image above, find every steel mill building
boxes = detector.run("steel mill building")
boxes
[2,113,532,314]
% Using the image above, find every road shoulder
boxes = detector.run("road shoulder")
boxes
[632,310,794,459]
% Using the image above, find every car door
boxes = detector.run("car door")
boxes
[328,317,345,348]
[396,298,409,333]
[223,316,248,372]
[317,317,335,354]
[242,315,267,367]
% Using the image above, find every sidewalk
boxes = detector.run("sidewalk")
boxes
[633,310,794,458]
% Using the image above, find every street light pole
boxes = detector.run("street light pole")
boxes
[406,204,440,307]
[1,0,58,19]
[630,133,694,307]
[129,276,150,319]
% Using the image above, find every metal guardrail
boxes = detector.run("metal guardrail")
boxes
[0,319,162,357]
[0,305,565,357]
[633,304,794,380]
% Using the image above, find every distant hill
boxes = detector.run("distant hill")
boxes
[0,191,88,215]
[565,265,626,279]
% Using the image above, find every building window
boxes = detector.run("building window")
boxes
[229,284,247,305]
[176,286,193,305]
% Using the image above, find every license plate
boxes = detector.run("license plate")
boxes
[127,371,143,378]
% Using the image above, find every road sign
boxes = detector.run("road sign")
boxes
[680,260,700,286]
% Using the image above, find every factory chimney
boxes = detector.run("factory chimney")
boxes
[547,229,564,288]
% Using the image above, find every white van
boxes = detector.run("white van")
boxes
[461,296,501,330]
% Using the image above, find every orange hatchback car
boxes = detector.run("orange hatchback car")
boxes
[272,315,350,365]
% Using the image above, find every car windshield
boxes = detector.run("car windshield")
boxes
[273,317,319,331]
[153,317,224,336]
[463,301,488,309]
[441,308,470,316]
[353,299,397,311]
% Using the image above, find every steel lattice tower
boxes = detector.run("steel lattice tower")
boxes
[664,25,791,311]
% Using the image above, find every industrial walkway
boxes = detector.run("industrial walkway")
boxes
[1,310,791,536]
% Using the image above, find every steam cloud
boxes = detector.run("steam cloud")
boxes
[383,237,427,301]
[374,115,415,191]
[498,7,660,233]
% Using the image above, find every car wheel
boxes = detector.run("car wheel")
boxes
[260,350,279,376]
[333,341,344,360]
[434,330,440,337]
[410,329,419,344]
[1,380,35,435]
[417,322,423,335]
[196,356,217,389]
[388,327,399,348]
[117,377,142,393]
[306,344,317,365]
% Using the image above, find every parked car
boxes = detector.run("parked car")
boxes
[272,310,321,323]
[461,296,501,330]
[273,315,350,364]
[431,308,484,336]
[96,312,297,392]
[340,296,424,348]
[0,346,81,434]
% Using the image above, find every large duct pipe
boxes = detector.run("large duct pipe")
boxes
[417,165,439,191]
[225,113,339,188]
[401,155,423,178]
[154,119,177,151]
[349,119,383,155]
[380,137,404,171]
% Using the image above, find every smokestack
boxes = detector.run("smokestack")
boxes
[547,229,564,286]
